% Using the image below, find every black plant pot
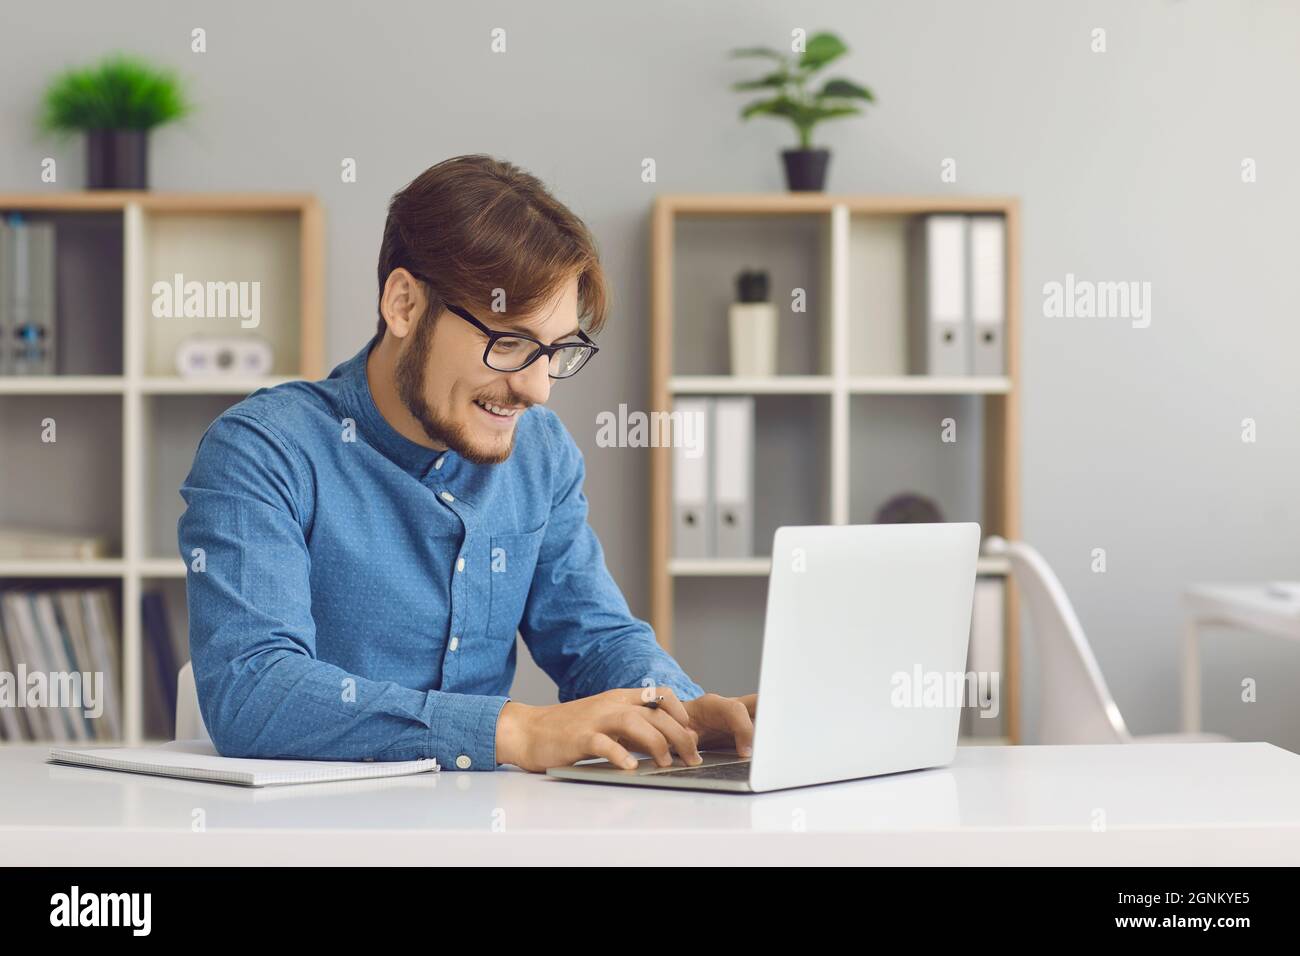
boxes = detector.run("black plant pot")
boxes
[781,148,830,192]
[86,129,149,189]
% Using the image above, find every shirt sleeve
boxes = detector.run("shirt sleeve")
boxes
[178,411,508,768]
[518,409,705,703]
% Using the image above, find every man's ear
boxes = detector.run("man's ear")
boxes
[379,268,428,340]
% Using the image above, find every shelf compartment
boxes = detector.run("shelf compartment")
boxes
[138,210,304,378]
[0,209,125,376]
[671,213,833,377]
[845,210,1010,381]
[848,394,986,528]
[0,394,123,557]
[0,576,124,744]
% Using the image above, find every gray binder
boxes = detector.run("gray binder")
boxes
[0,221,12,375]
[7,217,57,375]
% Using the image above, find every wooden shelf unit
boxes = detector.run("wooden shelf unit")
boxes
[0,192,324,746]
[649,193,1022,741]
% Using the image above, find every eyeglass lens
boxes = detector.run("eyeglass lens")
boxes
[487,336,592,377]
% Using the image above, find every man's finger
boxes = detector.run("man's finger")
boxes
[616,711,674,767]
[586,732,637,770]
[643,707,701,765]
[719,697,755,756]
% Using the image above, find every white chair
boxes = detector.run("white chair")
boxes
[982,536,1229,745]
[175,661,213,744]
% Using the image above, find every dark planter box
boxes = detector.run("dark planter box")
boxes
[86,129,149,189]
[782,148,830,192]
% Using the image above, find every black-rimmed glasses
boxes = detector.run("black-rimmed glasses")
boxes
[444,302,599,379]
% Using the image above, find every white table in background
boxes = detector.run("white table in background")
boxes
[1182,583,1300,733]
[1,742,1299,865]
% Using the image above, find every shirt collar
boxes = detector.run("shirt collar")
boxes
[336,333,452,477]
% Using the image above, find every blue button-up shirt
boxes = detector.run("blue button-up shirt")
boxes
[178,334,703,769]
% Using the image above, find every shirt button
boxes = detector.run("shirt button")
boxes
[456,556,465,572]
[435,455,446,470]
[455,754,472,770]
[449,636,460,651]
[440,491,454,503]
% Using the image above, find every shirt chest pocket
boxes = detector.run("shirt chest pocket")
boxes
[485,526,546,642]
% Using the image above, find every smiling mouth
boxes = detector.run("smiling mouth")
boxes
[473,398,523,420]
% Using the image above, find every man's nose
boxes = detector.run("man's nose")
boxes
[509,354,552,407]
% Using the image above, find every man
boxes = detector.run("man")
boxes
[179,154,756,772]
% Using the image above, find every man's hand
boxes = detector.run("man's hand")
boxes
[682,693,758,756]
[496,687,704,772]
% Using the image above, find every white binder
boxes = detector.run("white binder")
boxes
[671,397,712,559]
[960,577,1005,739]
[909,215,968,376]
[712,397,754,559]
[968,215,1006,377]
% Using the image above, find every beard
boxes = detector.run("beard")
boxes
[393,313,518,466]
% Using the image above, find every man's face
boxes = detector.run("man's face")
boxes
[394,276,579,465]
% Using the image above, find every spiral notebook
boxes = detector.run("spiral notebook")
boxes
[47,739,440,788]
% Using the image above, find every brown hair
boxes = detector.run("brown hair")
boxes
[376,154,609,339]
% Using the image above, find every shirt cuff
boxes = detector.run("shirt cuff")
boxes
[666,679,705,703]
[429,693,511,771]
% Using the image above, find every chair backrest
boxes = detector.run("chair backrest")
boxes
[175,661,212,744]
[982,537,1132,744]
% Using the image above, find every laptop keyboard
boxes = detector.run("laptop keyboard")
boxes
[648,760,751,780]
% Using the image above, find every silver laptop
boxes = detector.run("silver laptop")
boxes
[547,522,981,793]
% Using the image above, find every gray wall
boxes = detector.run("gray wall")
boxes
[4,0,1298,749]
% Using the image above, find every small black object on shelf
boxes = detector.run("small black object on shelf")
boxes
[875,493,944,525]
[736,268,770,303]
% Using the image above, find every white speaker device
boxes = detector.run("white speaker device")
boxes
[176,336,274,377]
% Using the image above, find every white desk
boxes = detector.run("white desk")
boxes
[1183,583,1300,732]
[1,742,1298,865]
[0,743,1294,868]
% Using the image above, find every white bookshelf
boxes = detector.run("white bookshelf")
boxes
[0,192,324,746]
[650,194,1022,737]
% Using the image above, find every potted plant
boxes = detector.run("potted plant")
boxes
[40,55,190,190]
[730,32,874,192]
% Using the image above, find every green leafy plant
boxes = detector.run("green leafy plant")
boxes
[730,32,874,149]
[40,55,190,133]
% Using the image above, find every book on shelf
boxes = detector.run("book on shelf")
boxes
[0,585,122,743]
[0,527,110,561]
[141,589,184,740]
